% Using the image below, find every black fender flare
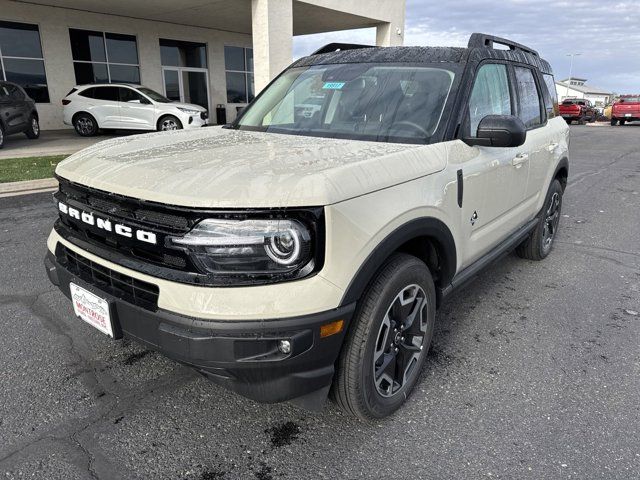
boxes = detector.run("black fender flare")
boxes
[553,157,569,190]
[340,217,457,306]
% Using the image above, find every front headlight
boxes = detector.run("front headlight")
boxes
[177,107,200,115]
[167,218,318,280]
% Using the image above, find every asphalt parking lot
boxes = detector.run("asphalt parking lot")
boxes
[1,125,639,479]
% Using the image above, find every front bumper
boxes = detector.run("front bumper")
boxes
[45,251,355,405]
[179,111,208,129]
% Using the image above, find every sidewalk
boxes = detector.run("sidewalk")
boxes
[0,178,58,198]
[0,129,117,159]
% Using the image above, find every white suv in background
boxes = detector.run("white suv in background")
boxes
[62,84,208,136]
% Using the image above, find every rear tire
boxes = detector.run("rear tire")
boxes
[516,179,563,261]
[73,113,98,137]
[333,253,436,420]
[0,123,5,149]
[157,115,183,131]
[24,115,40,139]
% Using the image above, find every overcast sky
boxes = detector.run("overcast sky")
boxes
[293,0,640,93]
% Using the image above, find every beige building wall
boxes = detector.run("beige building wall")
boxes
[2,0,405,130]
[1,1,252,130]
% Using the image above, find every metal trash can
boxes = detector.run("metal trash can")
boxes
[215,104,227,125]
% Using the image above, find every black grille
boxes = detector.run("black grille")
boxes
[54,177,325,286]
[58,179,195,235]
[58,244,159,311]
[55,179,200,274]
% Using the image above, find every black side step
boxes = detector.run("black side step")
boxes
[439,217,538,300]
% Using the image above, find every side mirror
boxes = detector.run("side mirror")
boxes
[464,115,527,148]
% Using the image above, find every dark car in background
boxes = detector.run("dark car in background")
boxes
[558,98,597,124]
[611,95,640,125]
[0,81,40,148]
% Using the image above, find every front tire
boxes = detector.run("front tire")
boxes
[157,115,183,131]
[0,124,5,149]
[333,253,436,420]
[516,179,563,261]
[620,119,626,126]
[25,115,40,139]
[611,118,618,126]
[73,113,98,137]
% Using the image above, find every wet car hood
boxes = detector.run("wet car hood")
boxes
[55,127,448,208]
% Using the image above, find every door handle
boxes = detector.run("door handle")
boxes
[547,142,559,152]
[512,153,529,167]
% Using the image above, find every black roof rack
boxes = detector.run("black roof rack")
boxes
[468,33,539,57]
[311,43,375,56]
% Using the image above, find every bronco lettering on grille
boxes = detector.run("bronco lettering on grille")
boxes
[58,201,157,245]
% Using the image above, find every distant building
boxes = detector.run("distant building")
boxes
[555,78,612,106]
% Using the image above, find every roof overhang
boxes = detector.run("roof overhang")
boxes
[12,0,393,35]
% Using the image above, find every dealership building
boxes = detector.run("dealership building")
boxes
[0,0,404,130]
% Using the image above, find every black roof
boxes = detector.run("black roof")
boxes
[292,32,553,75]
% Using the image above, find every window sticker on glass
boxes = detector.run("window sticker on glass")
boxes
[322,82,345,90]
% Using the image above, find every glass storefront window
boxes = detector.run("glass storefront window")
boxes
[0,21,50,102]
[69,29,140,85]
[160,39,207,68]
[224,46,254,103]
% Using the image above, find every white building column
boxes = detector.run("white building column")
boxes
[375,0,405,47]
[251,0,293,92]
[376,22,403,47]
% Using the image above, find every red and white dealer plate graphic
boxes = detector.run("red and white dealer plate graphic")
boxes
[70,283,113,337]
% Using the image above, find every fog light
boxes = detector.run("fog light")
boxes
[278,340,291,354]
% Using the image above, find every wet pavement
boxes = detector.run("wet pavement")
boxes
[1,125,639,479]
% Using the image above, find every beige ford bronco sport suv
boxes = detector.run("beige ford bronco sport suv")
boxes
[45,33,568,420]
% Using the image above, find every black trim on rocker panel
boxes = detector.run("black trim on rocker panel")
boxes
[440,217,538,299]
[340,218,457,306]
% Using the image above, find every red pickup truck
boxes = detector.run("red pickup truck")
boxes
[559,98,598,124]
[611,95,640,126]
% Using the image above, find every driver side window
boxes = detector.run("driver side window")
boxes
[119,88,145,103]
[468,63,512,136]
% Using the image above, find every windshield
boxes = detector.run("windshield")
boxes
[136,87,171,103]
[619,96,640,103]
[235,63,455,143]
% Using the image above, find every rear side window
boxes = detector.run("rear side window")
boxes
[93,86,119,101]
[514,67,543,128]
[79,87,95,98]
[542,74,558,118]
[468,63,512,136]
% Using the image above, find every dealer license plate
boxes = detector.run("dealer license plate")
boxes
[70,283,113,337]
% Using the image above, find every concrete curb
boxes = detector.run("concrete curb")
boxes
[0,178,58,198]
